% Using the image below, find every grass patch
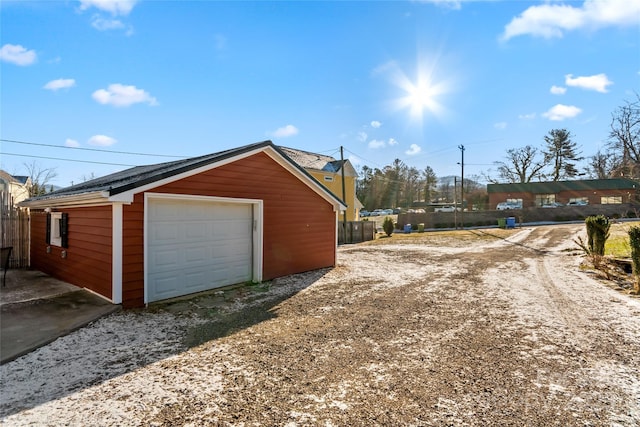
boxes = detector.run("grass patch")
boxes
[605,221,640,258]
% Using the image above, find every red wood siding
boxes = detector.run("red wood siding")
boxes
[30,206,112,299]
[151,152,337,278]
[122,194,145,308]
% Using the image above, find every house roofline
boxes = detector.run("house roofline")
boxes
[19,191,112,209]
[20,141,347,211]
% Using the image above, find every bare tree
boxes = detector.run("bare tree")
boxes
[586,150,617,179]
[608,93,640,179]
[543,129,582,181]
[494,145,548,183]
[23,161,58,197]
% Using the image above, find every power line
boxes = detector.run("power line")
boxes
[1,138,187,158]
[2,152,137,167]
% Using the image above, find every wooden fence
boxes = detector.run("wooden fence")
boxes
[338,221,376,245]
[1,191,30,268]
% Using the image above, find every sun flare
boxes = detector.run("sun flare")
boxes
[388,57,451,126]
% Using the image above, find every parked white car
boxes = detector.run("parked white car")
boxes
[434,206,459,213]
[496,202,522,210]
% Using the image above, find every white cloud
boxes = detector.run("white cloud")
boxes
[370,120,382,128]
[44,78,76,91]
[494,122,507,130]
[565,73,613,93]
[92,83,158,107]
[415,0,462,10]
[270,124,299,138]
[79,0,137,16]
[357,131,368,142]
[501,0,640,41]
[88,135,117,146]
[550,85,567,95]
[405,144,422,156]
[0,44,37,66]
[65,138,80,148]
[91,16,125,31]
[542,104,582,121]
[388,138,398,146]
[368,139,386,149]
[519,113,536,120]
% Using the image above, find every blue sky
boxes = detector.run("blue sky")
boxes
[1,0,639,188]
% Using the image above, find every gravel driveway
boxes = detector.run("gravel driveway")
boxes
[1,224,639,426]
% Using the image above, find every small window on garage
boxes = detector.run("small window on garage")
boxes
[46,212,69,248]
[324,176,334,182]
[601,196,622,204]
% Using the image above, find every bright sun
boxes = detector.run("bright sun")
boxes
[389,58,450,126]
[405,78,439,118]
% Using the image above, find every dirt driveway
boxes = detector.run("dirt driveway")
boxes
[1,224,639,426]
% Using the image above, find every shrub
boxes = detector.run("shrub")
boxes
[585,215,610,256]
[382,216,394,237]
[629,226,640,294]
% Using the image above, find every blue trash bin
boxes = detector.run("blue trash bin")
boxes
[506,217,516,228]
[403,224,412,234]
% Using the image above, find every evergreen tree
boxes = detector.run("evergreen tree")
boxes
[543,129,582,181]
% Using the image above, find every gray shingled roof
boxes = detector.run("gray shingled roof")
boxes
[277,146,346,173]
[22,141,346,208]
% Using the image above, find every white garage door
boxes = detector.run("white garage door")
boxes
[147,198,253,302]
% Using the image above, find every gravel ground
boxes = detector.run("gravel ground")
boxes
[1,223,639,426]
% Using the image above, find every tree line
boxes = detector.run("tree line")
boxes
[356,161,488,211]
[357,94,639,211]
[489,94,639,183]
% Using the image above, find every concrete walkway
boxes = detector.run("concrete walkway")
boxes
[0,269,120,364]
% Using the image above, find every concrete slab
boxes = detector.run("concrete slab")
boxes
[1,270,80,305]
[0,270,120,364]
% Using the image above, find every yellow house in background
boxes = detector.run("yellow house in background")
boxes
[279,146,361,221]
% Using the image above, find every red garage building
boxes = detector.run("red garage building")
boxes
[21,141,346,308]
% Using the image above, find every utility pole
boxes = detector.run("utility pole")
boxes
[453,176,457,229]
[458,144,465,229]
[340,146,348,235]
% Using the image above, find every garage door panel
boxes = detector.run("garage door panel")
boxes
[153,225,180,242]
[153,249,181,268]
[185,245,209,263]
[147,198,253,303]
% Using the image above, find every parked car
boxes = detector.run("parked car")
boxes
[434,206,459,213]
[369,209,384,216]
[541,202,564,208]
[359,210,370,217]
[496,202,522,210]
[567,200,589,206]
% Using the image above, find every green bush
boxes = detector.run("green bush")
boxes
[382,216,394,237]
[629,226,640,293]
[585,215,611,256]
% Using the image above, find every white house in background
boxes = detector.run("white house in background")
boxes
[0,170,31,207]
